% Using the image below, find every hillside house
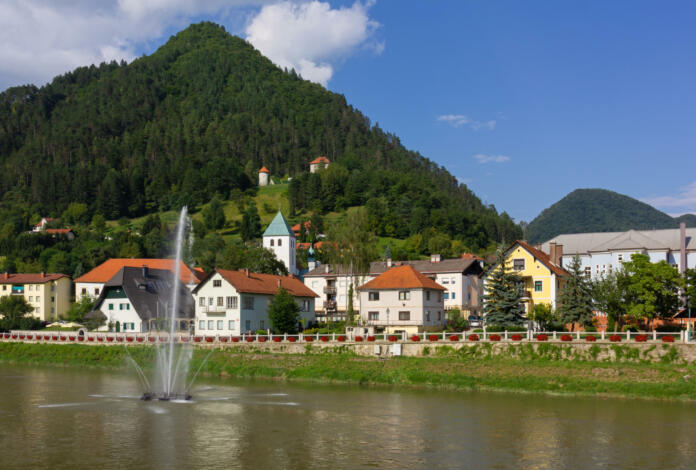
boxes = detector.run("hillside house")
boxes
[309,156,330,173]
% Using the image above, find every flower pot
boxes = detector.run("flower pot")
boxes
[78,337,85,342]
[411,335,421,342]
[489,334,501,342]
[288,337,297,342]
[366,336,376,342]
[116,337,123,342]
[320,336,329,342]
[304,337,314,342]
[609,335,622,342]
[126,337,134,342]
[97,337,104,342]
[585,335,596,342]
[560,335,572,342]
[467,334,479,342]
[231,337,240,343]
[69,336,76,341]
[193,336,203,343]
[448,335,459,342]
[428,335,439,342]
[354,336,364,342]
[388,335,398,342]
[634,334,648,342]
[536,334,548,342]
[273,337,282,342]
[205,337,214,343]
[245,337,254,342]
[337,336,346,342]
[220,337,229,343]
[88,337,95,342]
[511,334,523,341]
[258,337,267,343]
[662,335,675,343]
[136,337,144,342]
[148,337,156,342]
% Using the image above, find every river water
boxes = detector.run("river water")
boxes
[1,364,695,469]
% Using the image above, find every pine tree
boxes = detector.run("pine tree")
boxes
[557,255,593,331]
[482,247,526,327]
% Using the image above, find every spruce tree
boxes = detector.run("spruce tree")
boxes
[557,255,593,330]
[482,247,525,327]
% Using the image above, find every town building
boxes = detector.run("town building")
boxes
[262,211,298,276]
[75,259,205,300]
[357,265,446,335]
[304,254,484,322]
[192,268,317,336]
[258,166,270,186]
[0,273,72,321]
[541,223,696,279]
[89,267,195,333]
[45,228,76,240]
[482,240,568,316]
[309,156,330,173]
[32,217,54,233]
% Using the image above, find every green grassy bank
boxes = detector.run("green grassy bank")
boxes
[2,343,696,401]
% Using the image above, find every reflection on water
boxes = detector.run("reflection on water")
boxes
[1,365,695,469]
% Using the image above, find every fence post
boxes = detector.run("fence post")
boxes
[627,331,631,341]
[601,330,605,341]
[576,330,580,341]
[653,330,657,341]
[442,330,446,340]
[504,330,508,340]
[553,331,557,340]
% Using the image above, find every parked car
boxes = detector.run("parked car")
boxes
[468,315,482,328]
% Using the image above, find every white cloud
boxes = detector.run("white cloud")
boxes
[0,0,266,90]
[641,181,696,212]
[245,1,381,86]
[473,154,510,164]
[437,114,496,131]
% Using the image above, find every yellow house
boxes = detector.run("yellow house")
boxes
[0,273,72,321]
[484,241,568,315]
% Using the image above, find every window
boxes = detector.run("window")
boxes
[208,297,213,306]
[339,280,346,287]
[36,307,40,313]
[451,293,456,300]
[81,288,87,295]
[227,296,238,309]
[199,320,205,330]
[443,292,449,300]
[28,285,33,291]
[213,279,222,287]
[36,296,40,302]
[425,311,430,322]
[426,291,431,301]
[513,259,525,271]
[108,303,114,310]
[618,254,623,262]
[398,291,410,300]
[270,239,274,246]
[585,266,591,277]
[312,281,318,288]
[28,296,33,302]
[450,277,456,284]
[95,288,100,295]
[399,311,410,321]
[51,307,55,314]
[438,292,443,302]
[199,297,205,307]
[442,278,449,284]
[217,297,224,307]
[51,297,54,302]
[229,320,235,330]
[208,320,214,330]
[245,320,251,331]
[368,292,380,301]
[277,239,282,247]
[119,303,124,310]
[243,296,254,310]
[368,311,379,321]
[260,320,265,329]
[217,320,223,330]
[437,311,441,321]
[534,281,543,292]
[301,299,310,312]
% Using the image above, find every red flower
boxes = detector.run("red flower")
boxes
[258,337,267,343]
[19,335,25,340]
[194,336,203,343]
[88,337,95,342]
[337,335,346,342]
[560,334,572,342]
[489,334,501,342]
[320,336,329,342]
[69,336,76,341]
[136,337,144,342]
[273,337,282,342]
[180,337,189,342]
[634,334,648,342]
[449,335,459,341]
[288,337,297,342]
[585,335,596,342]
[231,337,240,343]
[468,334,479,341]
[220,337,229,343]
[126,337,134,342]
[305,336,314,342]
[245,337,254,342]
[148,337,156,342]
[662,335,675,343]
[511,334,523,341]
[52,336,58,341]
[366,336,376,342]
[205,337,214,343]
[411,335,421,341]
[97,337,104,342]
[159,336,168,342]
[78,337,85,342]
[388,335,398,342]
[354,336,364,342]
[609,335,622,342]
[428,335,439,342]
[116,337,123,342]
[536,334,548,342]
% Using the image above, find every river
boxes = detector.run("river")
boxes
[0,364,695,469]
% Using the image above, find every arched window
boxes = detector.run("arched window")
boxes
[270,239,274,247]
[278,239,282,246]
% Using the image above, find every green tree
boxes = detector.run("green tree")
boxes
[64,296,96,323]
[240,203,261,241]
[592,268,630,331]
[62,202,89,225]
[556,255,593,331]
[482,247,525,327]
[623,254,683,329]
[267,287,301,334]
[202,196,226,231]
[685,268,696,313]
[0,296,37,331]
[529,303,558,331]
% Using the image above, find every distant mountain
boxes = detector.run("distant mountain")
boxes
[526,188,696,243]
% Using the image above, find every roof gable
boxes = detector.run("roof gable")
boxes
[198,269,317,297]
[358,265,445,291]
[263,211,294,237]
[507,241,568,277]
[75,258,203,284]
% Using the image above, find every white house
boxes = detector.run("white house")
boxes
[89,266,195,333]
[541,223,696,279]
[75,258,205,300]
[358,265,446,335]
[309,156,330,173]
[193,268,317,336]
[262,211,298,276]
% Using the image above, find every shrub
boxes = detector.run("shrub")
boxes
[288,337,297,342]
[411,335,421,341]
[585,335,597,342]
[621,324,639,332]
[354,336,364,342]
[273,337,282,342]
[388,335,398,342]
[367,336,376,342]
[320,336,329,342]
[662,335,675,343]
[610,335,622,342]
[428,335,439,341]
[467,334,479,341]
[634,334,648,342]
[560,334,572,342]
[536,334,548,342]
[205,337,214,343]
[449,335,459,341]
[337,335,346,342]
[305,336,314,342]
[489,334,501,341]
[656,324,684,332]
[511,334,523,341]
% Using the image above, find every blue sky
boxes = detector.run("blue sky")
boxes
[1,1,694,222]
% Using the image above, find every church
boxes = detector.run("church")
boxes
[262,211,298,276]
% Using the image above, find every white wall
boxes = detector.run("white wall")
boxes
[96,297,143,332]
[359,288,445,332]
[263,235,297,275]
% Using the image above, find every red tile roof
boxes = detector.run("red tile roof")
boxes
[512,241,569,277]
[358,265,445,291]
[45,228,73,235]
[310,156,330,165]
[460,253,483,261]
[75,259,204,284]
[213,269,318,297]
[297,242,312,250]
[259,166,270,173]
[0,273,70,284]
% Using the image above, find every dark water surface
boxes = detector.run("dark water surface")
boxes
[1,364,695,469]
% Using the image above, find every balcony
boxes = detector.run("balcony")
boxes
[324,286,336,295]
[202,305,227,314]
[324,300,337,312]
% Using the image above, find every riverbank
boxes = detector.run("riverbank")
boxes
[2,343,695,401]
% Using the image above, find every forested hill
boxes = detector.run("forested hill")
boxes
[0,21,520,250]
[526,188,696,243]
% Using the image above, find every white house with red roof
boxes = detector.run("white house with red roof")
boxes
[192,268,317,336]
[358,265,446,335]
[309,156,330,173]
[75,259,205,300]
[32,217,55,233]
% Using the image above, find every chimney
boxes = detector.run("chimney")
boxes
[245,268,250,278]
[680,222,687,274]
[555,245,563,266]
[549,242,557,263]
[534,243,542,251]
[41,271,46,278]
[430,254,441,264]
[142,266,148,278]
[277,279,282,288]
[4,272,8,279]
[387,258,392,268]
[324,264,330,274]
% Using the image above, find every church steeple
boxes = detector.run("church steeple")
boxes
[262,211,297,275]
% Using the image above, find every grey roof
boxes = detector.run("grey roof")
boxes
[93,267,195,321]
[542,227,696,255]
[263,211,294,237]
[304,257,483,278]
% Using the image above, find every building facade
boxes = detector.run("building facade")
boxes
[262,211,298,276]
[0,273,72,321]
[309,156,330,173]
[193,269,317,336]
